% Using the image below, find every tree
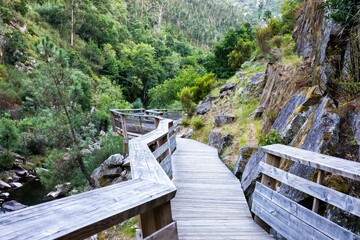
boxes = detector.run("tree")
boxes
[33,37,95,187]
[0,117,19,150]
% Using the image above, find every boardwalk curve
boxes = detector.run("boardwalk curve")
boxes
[172,138,272,240]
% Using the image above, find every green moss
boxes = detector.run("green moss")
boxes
[324,175,349,193]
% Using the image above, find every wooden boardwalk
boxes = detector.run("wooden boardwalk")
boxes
[171,138,272,240]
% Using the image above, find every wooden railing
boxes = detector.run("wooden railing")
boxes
[252,144,360,240]
[0,110,179,240]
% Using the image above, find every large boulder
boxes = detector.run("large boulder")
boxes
[350,110,360,157]
[213,115,235,127]
[208,131,234,154]
[233,146,257,179]
[0,180,11,189]
[91,154,130,188]
[196,101,211,115]
[47,183,71,199]
[220,83,237,94]
[2,200,27,211]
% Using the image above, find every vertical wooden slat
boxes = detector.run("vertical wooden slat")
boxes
[255,153,281,230]
[140,201,174,238]
[312,170,325,213]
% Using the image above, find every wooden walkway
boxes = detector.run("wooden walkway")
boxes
[171,138,272,240]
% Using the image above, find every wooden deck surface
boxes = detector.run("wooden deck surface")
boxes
[171,138,272,240]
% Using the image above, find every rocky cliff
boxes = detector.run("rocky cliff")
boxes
[239,0,360,234]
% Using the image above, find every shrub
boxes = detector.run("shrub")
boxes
[181,117,190,127]
[178,87,196,117]
[191,73,217,102]
[191,117,204,130]
[0,118,19,150]
[258,129,284,146]
[0,150,16,169]
[271,36,283,48]
[255,27,272,54]
[26,135,46,155]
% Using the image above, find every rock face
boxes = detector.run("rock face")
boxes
[208,131,234,154]
[233,146,257,179]
[91,154,131,188]
[196,101,211,115]
[350,110,360,156]
[219,83,237,98]
[213,115,235,127]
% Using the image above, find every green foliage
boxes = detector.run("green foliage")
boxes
[255,26,273,54]
[181,117,190,127]
[229,39,254,69]
[0,6,12,23]
[0,118,19,150]
[191,73,217,102]
[35,3,67,28]
[84,135,123,174]
[178,87,196,117]
[3,30,29,64]
[0,150,16,170]
[191,117,204,130]
[132,98,144,109]
[324,0,360,26]
[258,129,284,146]
[148,66,203,108]
[14,0,28,15]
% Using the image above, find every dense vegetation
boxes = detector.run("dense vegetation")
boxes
[0,0,304,191]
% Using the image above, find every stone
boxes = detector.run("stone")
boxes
[233,146,258,179]
[204,94,219,102]
[93,142,101,150]
[0,192,9,198]
[0,180,11,189]
[102,168,122,178]
[10,182,23,189]
[47,183,71,199]
[213,115,235,127]
[219,83,237,94]
[14,167,28,177]
[63,153,71,161]
[81,148,92,156]
[104,154,124,168]
[181,129,193,139]
[196,101,211,115]
[2,200,27,211]
[208,131,234,154]
[100,130,107,137]
[208,130,222,153]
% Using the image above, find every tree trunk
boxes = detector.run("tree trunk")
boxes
[76,154,96,188]
[70,0,74,47]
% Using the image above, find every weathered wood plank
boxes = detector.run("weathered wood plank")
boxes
[172,138,272,239]
[0,180,176,239]
[252,202,304,240]
[253,186,331,240]
[259,162,360,217]
[262,144,360,181]
[255,182,360,240]
[143,221,178,240]
[153,142,170,160]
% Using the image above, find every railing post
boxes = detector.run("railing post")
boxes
[312,170,324,213]
[255,153,281,230]
[139,201,174,238]
[120,114,129,154]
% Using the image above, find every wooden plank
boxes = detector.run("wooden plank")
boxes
[143,221,178,240]
[312,169,325,213]
[262,144,360,181]
[0,180,176,239]
[253,187,331,240]
[259,162,360,217]
[255,182,360,240]
[252,202,304,240]
[153,142,170,160]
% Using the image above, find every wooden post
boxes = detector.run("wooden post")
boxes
[154,118,160,129]
[255,153,281,231]
[260,154,281,189]
[312,170,324,213]
[140,201,174,238]
[120,114,129,155]
[110,111,116,134]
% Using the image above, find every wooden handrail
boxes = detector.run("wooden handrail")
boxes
[252,144,360,239]
[0,110,179,240]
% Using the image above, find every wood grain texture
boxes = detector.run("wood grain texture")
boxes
[259,162,360,217]
[172,138,272,240]
[262,144,360,181]
[254,183,360,240]
[0,179,175,240]
[143,221,178,240]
